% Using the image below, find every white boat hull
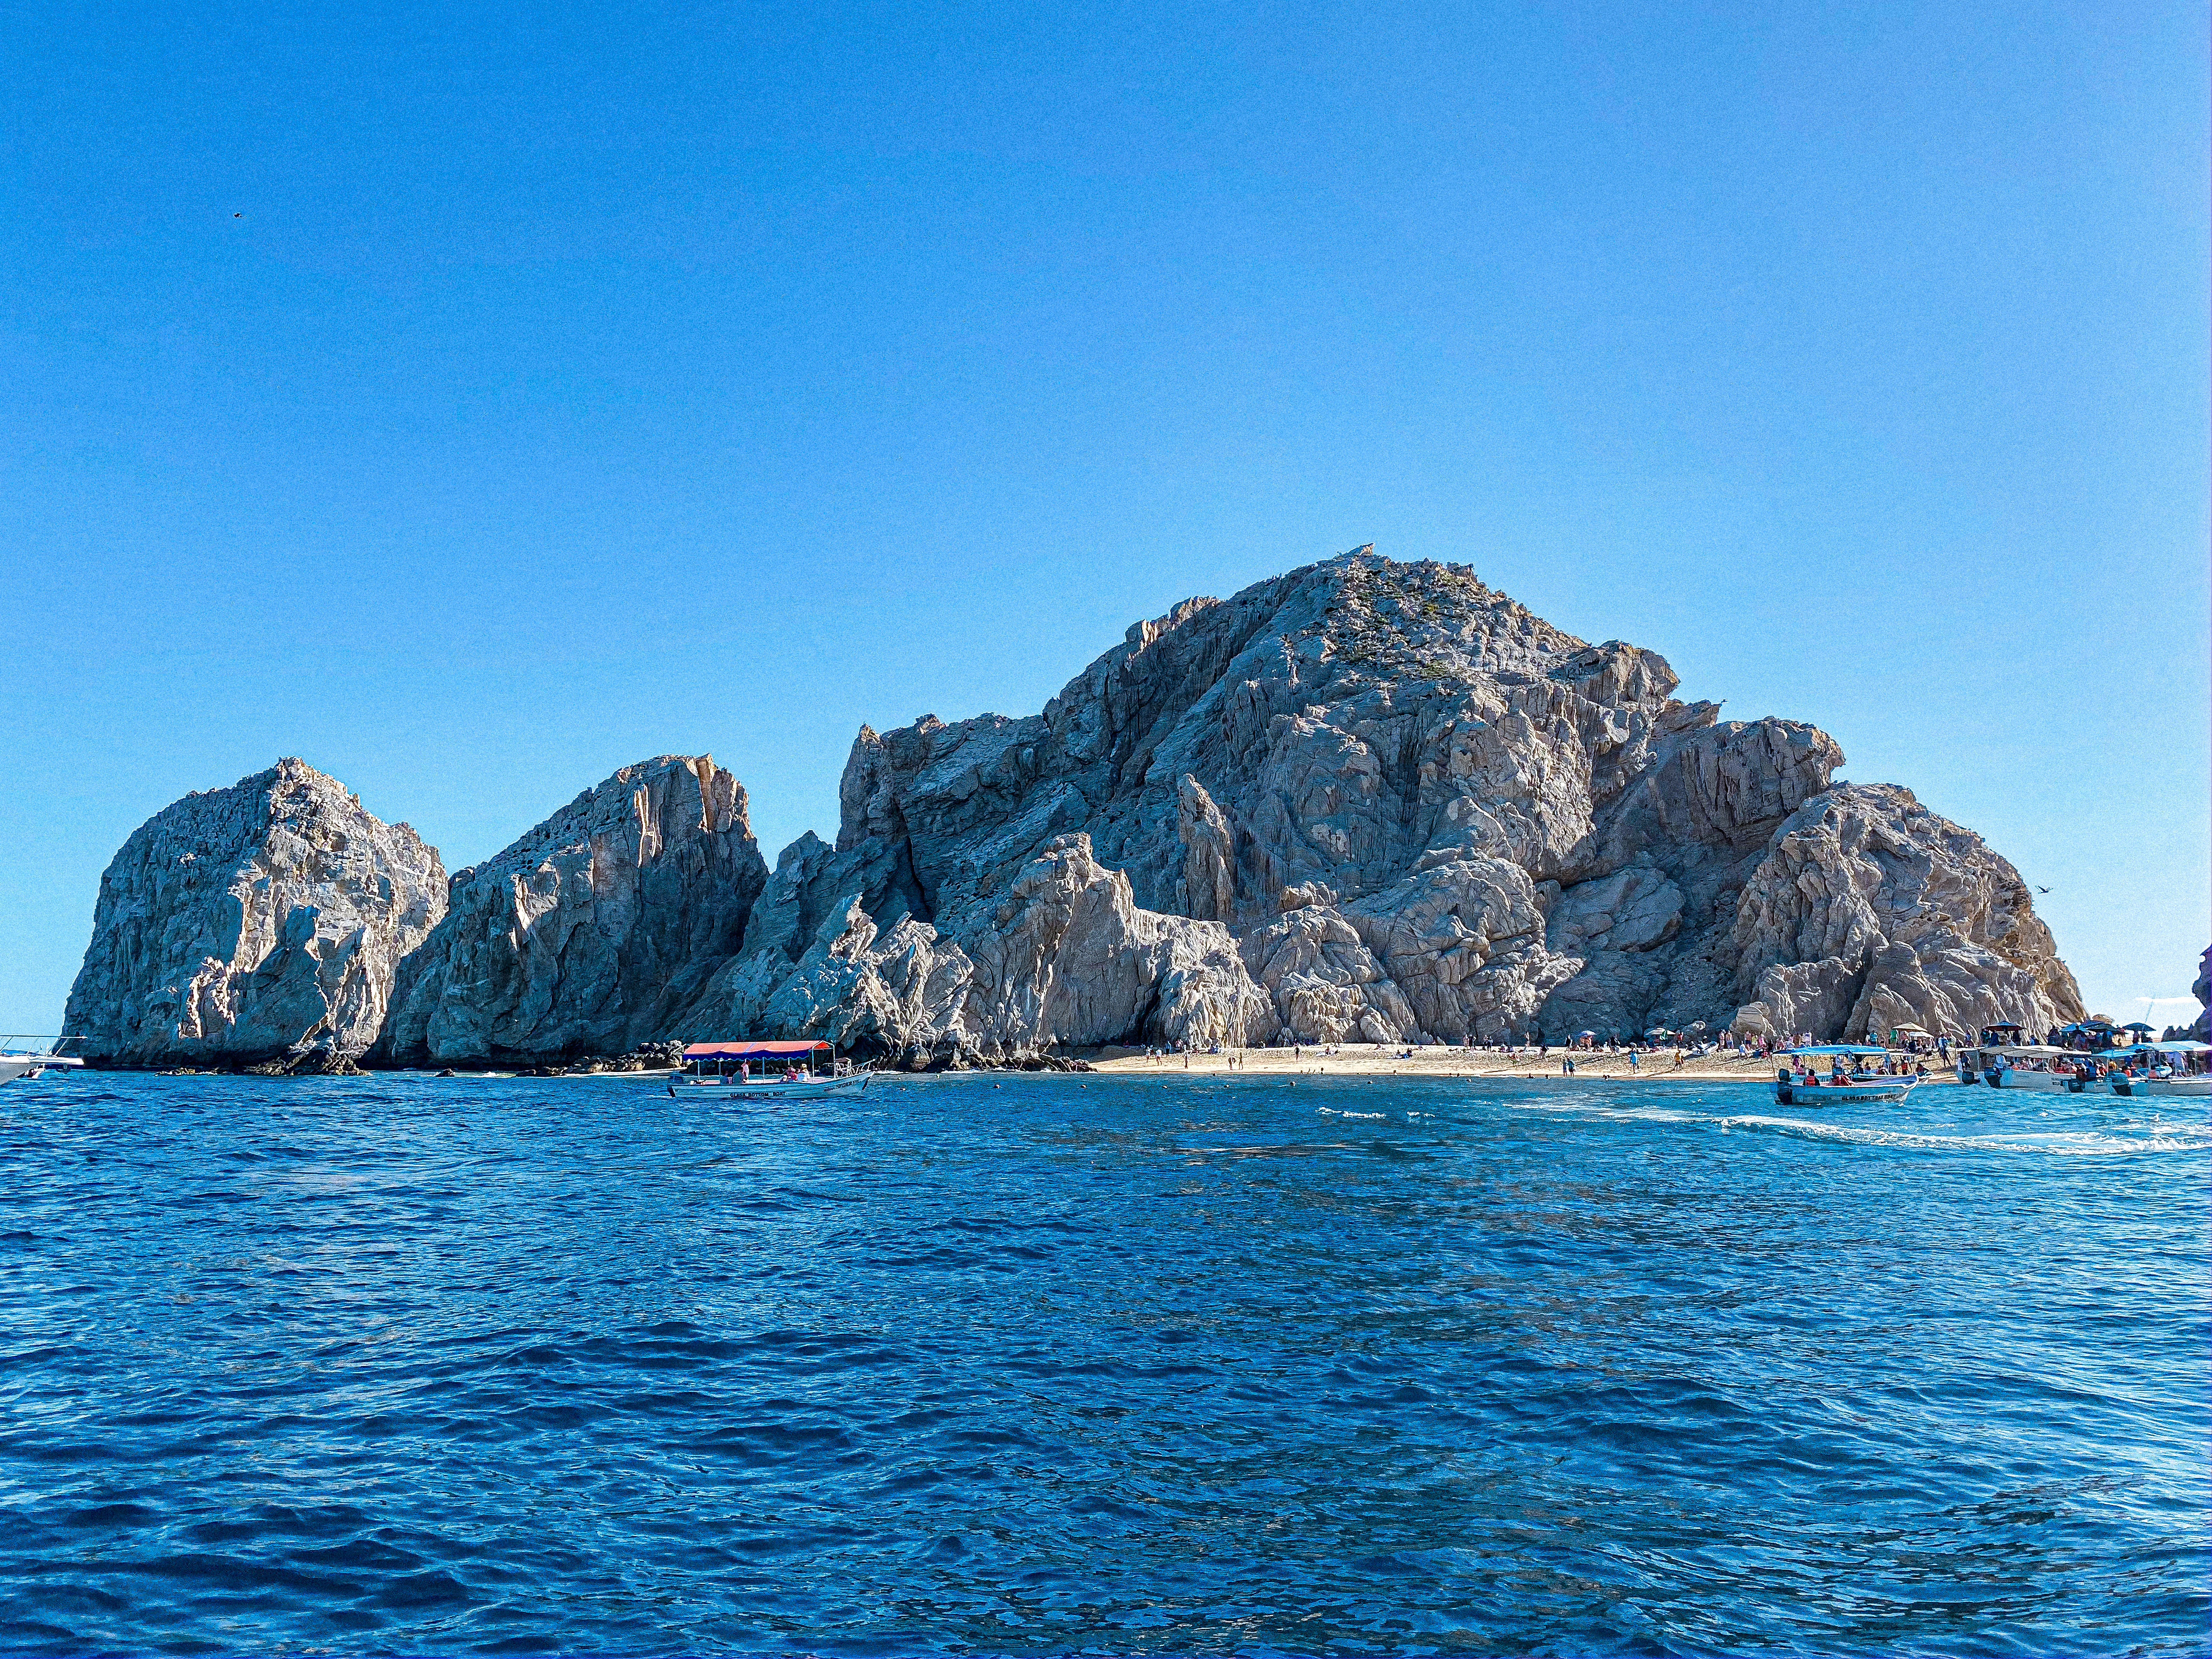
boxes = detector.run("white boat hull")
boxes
[1776,1077,1917,1106]
[2107,1075,2212,1098]
[0,1054,83,1083]
[684,1071,872,1101]
[1982,1069,2066,1092]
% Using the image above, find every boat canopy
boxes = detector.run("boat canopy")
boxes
[2147,1039,2211,1053]
[1782,1045,1889,1056]
[1998,1045,2069,1057]
[683,1040,833,1060]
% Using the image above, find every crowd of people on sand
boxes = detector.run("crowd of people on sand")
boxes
[1125,1031,1840,1075]
[1111,1021,2210,1082]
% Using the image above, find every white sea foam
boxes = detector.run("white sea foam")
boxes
[1507,1096,2212,1157]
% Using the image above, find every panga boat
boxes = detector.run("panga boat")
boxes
[1774,1046,1920,1106]
[0,1036,86,1085]
[1954,1027,2212,1097]
[680,1040,871,1101]
[2089,1040,2211,1099]
[1955,1043,2075,1092]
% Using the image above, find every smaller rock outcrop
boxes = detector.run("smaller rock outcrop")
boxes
[1726,785,2082,1042]
[678,834,1271,1062]
[377,756,767,1066]
[63,760,446,1066]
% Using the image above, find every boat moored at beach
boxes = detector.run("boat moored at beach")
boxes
[1774,1046,1921,1106]
[1954,1024,2211,1097]
[2096,1040,2212,1098]
[1956,1044,2075,1091]
[679,1040,871,1101]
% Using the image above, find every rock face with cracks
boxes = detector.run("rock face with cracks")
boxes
[63,760,446,1066]
[687,547,2077,1056]
[377,756,766,1066]
[67,549,2079,1065]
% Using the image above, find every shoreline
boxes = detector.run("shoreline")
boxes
[70,1043,1959,1087]
[1082,1043,1954,1085]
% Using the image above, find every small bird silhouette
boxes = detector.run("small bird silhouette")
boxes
[2034,885,2051,894]
[233,212,241,218]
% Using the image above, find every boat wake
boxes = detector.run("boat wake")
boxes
[1511,1096,2212,1157]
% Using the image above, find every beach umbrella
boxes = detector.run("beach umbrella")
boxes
[1574,1030,1597,1038]
[2122,1022,2155,1032]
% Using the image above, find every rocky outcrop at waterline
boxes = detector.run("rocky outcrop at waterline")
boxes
[61,760,447,1067]
[680,548,2078,1059]
[63,549,2082,1066]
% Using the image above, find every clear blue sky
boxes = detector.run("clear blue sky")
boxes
[4,0,2205,1036]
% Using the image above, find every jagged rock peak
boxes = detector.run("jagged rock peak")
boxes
[63,759,447,1066]
[376,755,768,1066]
[799,544,2072,1046]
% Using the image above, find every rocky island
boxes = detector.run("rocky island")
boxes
[64,548,2083,1069]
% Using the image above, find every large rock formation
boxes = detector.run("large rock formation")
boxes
[678,547,2078,1055]
[377,756,766,1066]
[63,760,446,1066]
[66,549,2080,1066]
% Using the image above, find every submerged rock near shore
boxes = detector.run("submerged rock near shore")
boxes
[63,760,446,1066]
[65,549,2081,1065]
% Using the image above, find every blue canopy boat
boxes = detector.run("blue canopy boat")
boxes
[1774,1045,1919,1106]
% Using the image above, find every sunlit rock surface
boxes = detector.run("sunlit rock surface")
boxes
[64,760,445,1066]
[684,547,2078,1052]
[377,757,766,1066]
[71,549,2079,1064]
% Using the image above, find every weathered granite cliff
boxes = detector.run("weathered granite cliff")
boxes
[376,756,766,1066]
[673,548,2079,1058]
[63,759,446,1067]
[66,550,2080,1066]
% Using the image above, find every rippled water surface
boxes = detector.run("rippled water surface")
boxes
[2,1071,2205,1656]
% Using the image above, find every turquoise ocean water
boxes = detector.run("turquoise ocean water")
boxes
[1,1071,2205,1656]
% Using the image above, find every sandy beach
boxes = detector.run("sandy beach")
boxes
[1087,1042,1958,1085]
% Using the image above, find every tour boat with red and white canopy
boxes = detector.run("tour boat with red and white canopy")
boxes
[680,1040,871,1100]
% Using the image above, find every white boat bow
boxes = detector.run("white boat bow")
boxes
[0,1036,88,1084]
